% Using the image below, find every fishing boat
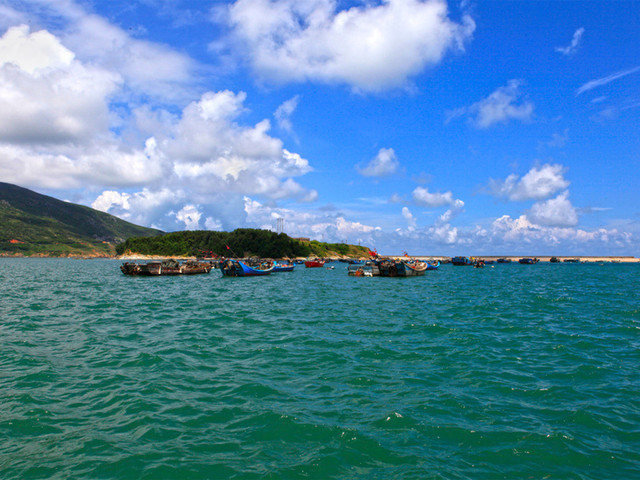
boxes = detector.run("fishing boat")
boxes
[273,261,295,272]
[496,258,512,263]
[377,259,428,277]
[120,259,212,276]
[304,259,325,268]
[519,257,539,264]
[348,260,379,276]
[451,256,473,265]
[220,260,274,277]
[425,260,440,270]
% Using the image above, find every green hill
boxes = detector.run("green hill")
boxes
[0,182,162,257]
[117,229,371,259]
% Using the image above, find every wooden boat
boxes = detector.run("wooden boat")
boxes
[519,257,539,264]
[377,259,427,277]
[348,260,379,277]
[220,260,274,277]
[120,259,212,276]
[273,261,295,272]
[451,256,473,265]
[425,260,440,270]
[304,259,325,268]
[496,258,511,263]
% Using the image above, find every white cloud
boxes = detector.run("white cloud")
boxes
[176,204,203,230]
[447,79,534,128]
[357,148,399,177]
[576,66,640,96]
[555,27,584,56]
[488,163,569,201]
[402,206,416,228]
[527,191,578,227]
[0,22,316,229]
[488,214,631,251]
[243,196,381,246]
[412,186,460,207]
[274,95,300,132]
[226,0,475,91]
[0,25,121,145]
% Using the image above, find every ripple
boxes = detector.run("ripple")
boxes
[1,259,639,479]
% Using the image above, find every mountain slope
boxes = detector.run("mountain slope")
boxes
[0,182,162,256]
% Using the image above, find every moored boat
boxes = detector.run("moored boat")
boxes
[519,257,539,264]
[304,259,325,268]
[496,258,512,263]
[220,260,274,277]
[273,261,295,272]
[377,259,427,277]
[425,260,440,270]
[121,259,212,276]
[451,256,473,265]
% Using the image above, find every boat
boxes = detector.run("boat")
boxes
[377,259,428,277]
[425,261,440,270]
[273,261,295,272]
[304,259,325,268]
[519,257,539,264]
[496,258,511,263]
[120,259,212,276]
[451,256,473,265]
[550,256,560,263]
[348,260,379,277]
[473,259,485,268]
[220,260,274,277]
[563,258,580,263]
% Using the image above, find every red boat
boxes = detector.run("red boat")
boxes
[304,260,325,268]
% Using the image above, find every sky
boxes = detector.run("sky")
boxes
[0,0,638,255]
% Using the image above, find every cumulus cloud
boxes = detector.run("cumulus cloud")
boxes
[527,191,578,227]
[243,196,381,245]
[487,163,569,201]
[0,23,316,231]
[0,25,120,145]
[402,206,416,228]
[412,186,460,207]
[555,27,584,56]
[176,204,203,230]
[357,148,399,177]
[488,214,631,251]
[225,0,475,91]
[447,79,534,128]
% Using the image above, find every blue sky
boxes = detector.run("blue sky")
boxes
[0,0,638,255]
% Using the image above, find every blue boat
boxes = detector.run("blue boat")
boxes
[425,261,440,270]
[220,260,274,276]
[451,256,473,265]
[273,261,295,272]
[519,257,539,264]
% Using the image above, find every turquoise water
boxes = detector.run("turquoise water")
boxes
[1,259,639,479]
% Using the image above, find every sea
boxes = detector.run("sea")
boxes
[1,258,639,479]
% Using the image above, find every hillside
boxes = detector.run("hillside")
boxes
[117,229,371,259]
[0,182,162,257]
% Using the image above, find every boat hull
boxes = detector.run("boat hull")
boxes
[121,261,212,276]
[304,261,325,268]
[221,260,274,276]
[451,256,473,265]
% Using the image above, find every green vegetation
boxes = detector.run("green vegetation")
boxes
[0,182,162,257]
[117,229,370,259]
